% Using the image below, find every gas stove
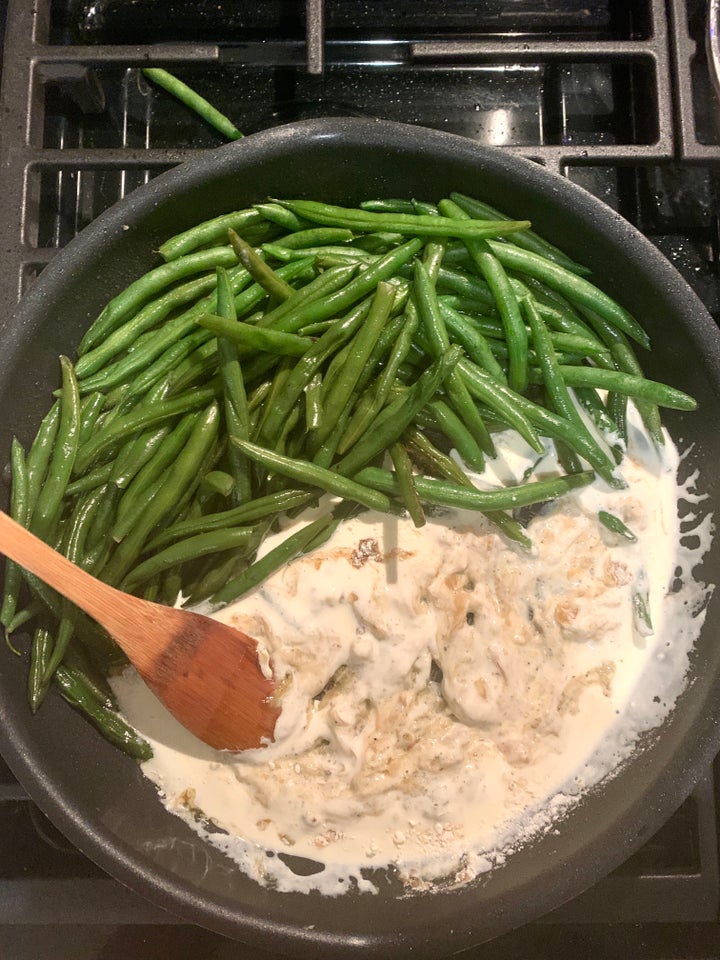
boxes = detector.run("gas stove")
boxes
[1,1,720,957]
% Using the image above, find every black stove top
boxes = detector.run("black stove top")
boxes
[1,1,720,957]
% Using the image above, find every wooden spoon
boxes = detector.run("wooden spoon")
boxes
[0,511,279,752]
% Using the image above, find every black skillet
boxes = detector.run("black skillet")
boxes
[0,118,719,958]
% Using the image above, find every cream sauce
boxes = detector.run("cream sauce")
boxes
[113,410,713,895]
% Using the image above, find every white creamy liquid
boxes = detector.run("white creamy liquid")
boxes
[113,411,713,896]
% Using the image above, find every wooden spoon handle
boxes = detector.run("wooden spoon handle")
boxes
[0,510,122,627]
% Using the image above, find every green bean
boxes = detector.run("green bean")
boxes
[336,345,462,477]
[271,227,355,250]
[460,358,619,483]
[211,512,336,605]
[184,546,252,606]
[485,240,650,350]
[41,487,108,681]
[247,379,273,414]
[598,510,637,542]
[360,198,423,215]
[78,259,311,394]
[459,359,619,485]
[528,366,696,411]
[259,240,421,339]
[28,626,54,712]
[147,489,313,552]
[53,601,83,693]
[62,639,117,709]
[339,307,419,454]
[102,402,221,584]
[435,266,498,311]
[632,586,653,637]
[611,342,663,441]
[159,208,263,261]
[228,229,295,301]
[404,424,471,484]
[314,281,397,446]
[607,391,628,444]
[197,313,314,356]
[78,246,240,358]
[64,462,113,496]
[76,271,221,376]
[232,439,392,513]
[439,198,528,394]
[25,402,60,519]
[443,357,541,453]
[251,358,295,446]
[422,239,447,281]
[214,266,252,503]
[258,298,372,448]
[163,339,220,398]
[200,470,236,497]
[123,527,256,589]
[276,199,531,240]
[112,413,199,542]
[354,304,410,388]
[582,311,664,443]
[142,67,242,141]
[20,567,126,672]
[1,439,29,631]
[414,259,495,456]
[55,664,152,759]
[253,202,311,233]
[310,403,354,469]
[6,601,42,635]
[323,282,414,403]
[449,191,591,275]
[251,264,355,333]
[120,329,212,405]
[109,425,171,489]
[74,385,217,475]
[522,296,611,475]
[481,511,533,548]
[31,358,81,542]
[355,466,594,512]
[262,243,374,265]
[424,398,486,472]
[305,372,323,431]
[353,231,405,252]
[437,301,507,383]
[572,387,622,454]
[78,393,105,446]
[389,442,426,527]
[513,275,600,343]
[554,438,583,476]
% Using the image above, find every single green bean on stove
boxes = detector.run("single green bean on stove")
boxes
[142,67,242,143]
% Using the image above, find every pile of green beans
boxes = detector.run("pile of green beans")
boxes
[1,192,696,758]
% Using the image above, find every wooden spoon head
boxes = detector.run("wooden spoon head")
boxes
[134,606,280,752]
